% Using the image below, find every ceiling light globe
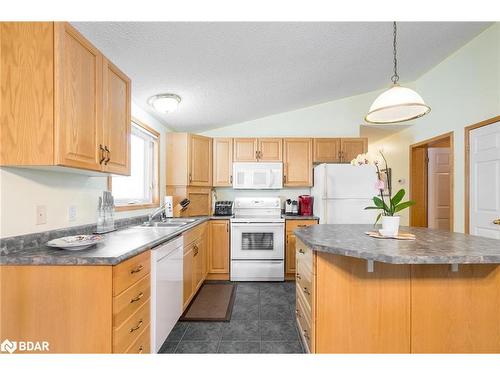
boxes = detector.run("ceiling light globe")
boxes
[365,85,431,124]
[148,94,181,113]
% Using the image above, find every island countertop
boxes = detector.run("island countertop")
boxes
[294,224,500,264]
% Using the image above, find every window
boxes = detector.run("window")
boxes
[109,119,160,211]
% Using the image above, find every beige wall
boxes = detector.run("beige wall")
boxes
[0,103,171,237]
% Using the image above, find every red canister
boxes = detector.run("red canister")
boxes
[298,195,313,216]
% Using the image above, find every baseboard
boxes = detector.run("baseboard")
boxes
[205,273,229,281]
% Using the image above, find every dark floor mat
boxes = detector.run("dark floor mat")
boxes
[180,283,236,321]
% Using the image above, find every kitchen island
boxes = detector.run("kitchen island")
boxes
[293,224,500,353]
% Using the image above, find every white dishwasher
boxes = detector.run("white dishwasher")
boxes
[150,236,183,353]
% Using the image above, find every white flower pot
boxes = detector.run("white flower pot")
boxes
[381,215,400,236]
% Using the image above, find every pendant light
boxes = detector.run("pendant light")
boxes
[365,22,430,124]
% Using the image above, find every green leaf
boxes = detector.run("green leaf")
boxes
[373,196,384,208]
[374,213,382,225]
[390,189,406,207]
[394,200,416,213]
[364,206,381,210]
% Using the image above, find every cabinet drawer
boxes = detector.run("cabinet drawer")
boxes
[113,274,151,328]
[296,286,312,352]
[183,222,207,248]
[125,323,151,354]
[296,261,313,306]
[286,220,317,233]
[113,298,150,353]
[113,251,150,296]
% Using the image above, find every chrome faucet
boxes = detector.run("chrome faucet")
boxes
[148,203,168,224]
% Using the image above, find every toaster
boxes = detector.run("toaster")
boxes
[214,201,234,216]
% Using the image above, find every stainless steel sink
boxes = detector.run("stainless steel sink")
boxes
[139,222,186,228]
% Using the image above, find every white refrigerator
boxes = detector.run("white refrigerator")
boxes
[311,164,380,224]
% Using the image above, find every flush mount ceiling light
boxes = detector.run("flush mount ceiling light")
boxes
[365,22,431,124]
[148,93,181,114]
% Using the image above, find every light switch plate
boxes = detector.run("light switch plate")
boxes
[68,205,77,222]
[36,205,47,225]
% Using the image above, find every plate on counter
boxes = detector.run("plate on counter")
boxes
[46,235,105,251]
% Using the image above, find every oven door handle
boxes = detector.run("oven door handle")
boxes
[231,223,284,227]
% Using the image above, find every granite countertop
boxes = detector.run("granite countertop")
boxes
[282,214,319,220]
[294,224,500,264]
[0,217,210,266]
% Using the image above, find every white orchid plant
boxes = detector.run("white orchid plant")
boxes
[351,151,415,224]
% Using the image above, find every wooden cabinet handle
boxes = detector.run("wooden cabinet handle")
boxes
[130,264,144,274]
[104,146,110,165]
[303,287,310,295]
[130,292,144,303]
[129,319,143,333]
[99,144,106,164]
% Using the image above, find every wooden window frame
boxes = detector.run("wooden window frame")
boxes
[108,117,160,211]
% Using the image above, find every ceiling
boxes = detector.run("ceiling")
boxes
[72,22,491,132]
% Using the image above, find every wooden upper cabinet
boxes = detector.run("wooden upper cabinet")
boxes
[233,138,258,161]
[166,133,212,188]
[102,58,131,175]
[54,22,103,171]
[258,138,282,161]
[283,138,313,187]
[213,138,233,186]
[340,138,368,163]
[313,138,341,163]
[189,134,212,186]
[0,22,131,175]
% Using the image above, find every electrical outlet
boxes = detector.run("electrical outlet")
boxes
[68,205,77,222]
[36,205,47,225]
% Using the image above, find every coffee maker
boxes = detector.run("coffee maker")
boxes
[285,199,299,215]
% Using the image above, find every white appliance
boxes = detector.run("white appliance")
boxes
[230,197,285,281]
[150,236,183,353]
[232,162,283,189]
[311,164,380,224]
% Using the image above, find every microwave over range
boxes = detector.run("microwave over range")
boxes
[232,162,283,189]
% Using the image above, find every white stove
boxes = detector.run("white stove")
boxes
[230,197,285,281]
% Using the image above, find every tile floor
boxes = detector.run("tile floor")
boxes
[158,281,305,354]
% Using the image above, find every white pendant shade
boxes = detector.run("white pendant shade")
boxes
[365,85,430,124]
[148,94,181,113]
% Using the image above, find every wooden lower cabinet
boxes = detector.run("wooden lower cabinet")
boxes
[285,219,317,280]
[207,220,230,280]
[0,251,151,353]
[182,222,209,310]
[296,239,500,353]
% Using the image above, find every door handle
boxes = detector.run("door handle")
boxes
[99,144,106,164]
[494,219,500,225]
[104,146,110,165]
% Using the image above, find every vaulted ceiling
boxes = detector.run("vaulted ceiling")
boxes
[73,22,491,132]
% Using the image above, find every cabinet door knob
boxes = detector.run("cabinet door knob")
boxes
[129,319,143,333]
[99,144,106,164]
[130,264,144,274]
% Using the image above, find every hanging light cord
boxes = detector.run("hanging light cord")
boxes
[391,21,400,85]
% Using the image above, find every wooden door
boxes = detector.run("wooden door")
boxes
[340,138,368,163]
[233,138,258,161]
[183,245,193,309]
[410,147,428,227]
[427,148,451,231]
[54,22,103,171]
[209,220,230,274]
[470,121,500,239]
[102,58,131,175]
[313,139,341,163]
[213,138,233,186]
[283,138,313,187]
[189,134,212,186]
[258,138,283,161]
